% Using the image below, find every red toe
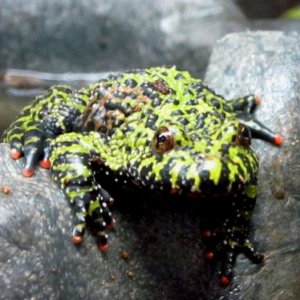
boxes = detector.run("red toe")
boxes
[255,96,261,105]
[39,159,51,169]
[274,134,283,146]
[72,235,83,244]
[10,149,22,160]
[99,244,109,252]
[219,275,231,286]
[23,168,34,177]
[204,251,214,260]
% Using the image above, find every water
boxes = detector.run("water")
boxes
[0,86,32,136]
[0,69,113,136]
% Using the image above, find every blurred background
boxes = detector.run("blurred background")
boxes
[1,0,300,134]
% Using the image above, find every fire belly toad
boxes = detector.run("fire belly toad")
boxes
[2,67,282,285]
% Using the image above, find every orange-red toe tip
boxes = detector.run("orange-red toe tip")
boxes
[23,168,34,177]
[107,219,116,230]
[202,230,212,238]
[255,96,261,105]
[72,235,83,244]
[219,275,231,286]
[274,134,283,146]
[10,149,22,160]
[39,159,51,169]
[99,244,109,252]
[204,251,214,260]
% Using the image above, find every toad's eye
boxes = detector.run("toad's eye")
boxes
[152,127,175,153]
[235,124,251,147]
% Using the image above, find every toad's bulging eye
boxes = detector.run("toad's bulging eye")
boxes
[152,127,175,153]
[235,124,251,147]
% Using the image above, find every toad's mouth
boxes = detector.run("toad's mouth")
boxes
[127,149,258,195]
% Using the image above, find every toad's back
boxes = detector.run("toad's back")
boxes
[75,67,234,136]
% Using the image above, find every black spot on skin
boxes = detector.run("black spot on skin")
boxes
[140,84,150,94]
[178,117,189,125]
[166,98,180,105]
[152,97,162,107]
[125,145,132,152]
[135,131,143,140]
[221,143,230,152]
[190,133,200,141]
[115,73,124,80]
[186,99,198,106]
[140,163,154,180]
[212,99,221,109]
[190,82,205,95]
[93,87,105,99]
[118,92,127,99]
[223,104,232,112]
[107,74,118,80]
[171,110,184,116]
[211,119,219,125]
[184,88,194,96]
[175,73,184,80]
[104,83,112,89]
[186,108,198,114]
[169,88,176,95]
[124,78,138,88]
[145,114,159,129]
[51,85,71,94]
[130,93,137,99]
[195,113,208,129]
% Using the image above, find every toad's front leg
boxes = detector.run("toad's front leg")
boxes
[50,132,115,250]
[2,85,91,176]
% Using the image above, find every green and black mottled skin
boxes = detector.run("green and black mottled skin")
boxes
[2,67,282,286]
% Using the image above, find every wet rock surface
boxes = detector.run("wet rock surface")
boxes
[0,31,300,299]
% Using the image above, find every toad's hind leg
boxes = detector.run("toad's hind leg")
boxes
[50,132,114,251]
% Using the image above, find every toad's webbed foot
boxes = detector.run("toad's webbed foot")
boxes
[50,132,115,251]
[2,85,90,176]
[202,188,263,286]
[203,225,263,286]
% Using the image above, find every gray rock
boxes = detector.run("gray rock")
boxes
[0,31,299,299]
[0,0,244,77]
[1,0,300,80]
[205,31,300,299]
